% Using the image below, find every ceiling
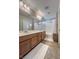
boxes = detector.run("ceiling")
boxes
[24,0,59,18]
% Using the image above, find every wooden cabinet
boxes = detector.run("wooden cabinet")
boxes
[37,32,42,42]
[19,31,46,59]
[31,36,38,48]
[20,39,31,57]
[53,33,58,42]
[42,31,46,40]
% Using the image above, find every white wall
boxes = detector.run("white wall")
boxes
[45,19,56,35]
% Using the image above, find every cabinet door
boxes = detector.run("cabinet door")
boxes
[42,32,44,40]
[42,32,46,40]
[53,33,58,42]
[31,37,38,48]
[20,39,31,57]
[38,33,42,42]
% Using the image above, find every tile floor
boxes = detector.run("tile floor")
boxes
[23,35,59,59]
[45,35,53,42]
[23,43,48,59]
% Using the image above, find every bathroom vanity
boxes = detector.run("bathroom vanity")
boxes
[19,31,46,59]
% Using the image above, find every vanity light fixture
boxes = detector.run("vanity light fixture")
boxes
[36,15,42,20]
[23,4,27,8]
[19,0,31,14]
[23,3,30,14]
[26,6,30,11]
[24,5,30,14]
[36,10,44,20]
[37,10,44,17]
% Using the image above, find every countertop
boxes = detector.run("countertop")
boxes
[19,30,44,37]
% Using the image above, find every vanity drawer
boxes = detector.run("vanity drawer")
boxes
[38,32,42,42]
[20,39,31,57]
[31,36,38,48]
[19,34,36,43]
[42,31,46,40]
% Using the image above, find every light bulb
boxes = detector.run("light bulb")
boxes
[37,10,44,17]
[24,6,30,13]
[24,4,27,8]
[26,6,30,11]
[36,15,42,20]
